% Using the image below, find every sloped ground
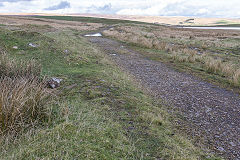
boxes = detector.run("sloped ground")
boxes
[0,21,216,159]
[87,36,240,160]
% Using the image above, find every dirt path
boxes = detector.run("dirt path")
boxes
[87,36,240,160]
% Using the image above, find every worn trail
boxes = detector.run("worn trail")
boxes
[87,36,240,160]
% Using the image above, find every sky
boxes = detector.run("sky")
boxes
[0,0,240,18]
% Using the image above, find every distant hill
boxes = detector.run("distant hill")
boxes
[1,13,240,26]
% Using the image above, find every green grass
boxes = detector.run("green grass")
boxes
[213,20,240,27]
[0,24,220,159]
[192,24,240,27]
[215,20,229,24]
[33,16,150,25]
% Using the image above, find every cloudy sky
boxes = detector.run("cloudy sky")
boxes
[0,0,240,18]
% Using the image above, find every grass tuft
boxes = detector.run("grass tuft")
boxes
[0,53,41,78]
[0,53,53,135]
[232,69,240,86]
[0,76,52,135]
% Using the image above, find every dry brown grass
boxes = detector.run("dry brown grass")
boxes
[205,57,223,73]
[170,52,188,63]
[0,16,103,31]
[169,52,240,85]
[169,52,238,78]
[0,77,52,135]
[232,69,240,85]
[0,53,53,135]
[103,24,240,86]
[0,53,41,78]
[204,57,235,76]
[103,25,240,86]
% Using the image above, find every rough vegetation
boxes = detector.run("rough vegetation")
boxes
[103,25,240,88]
[0,52,53,136]
[0,53,41,78]
[0,16,225,159]
[87,36,239,159]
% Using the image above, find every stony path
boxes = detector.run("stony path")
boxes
[87,36,240,160]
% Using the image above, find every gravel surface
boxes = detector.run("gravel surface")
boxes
[87,36,240,160]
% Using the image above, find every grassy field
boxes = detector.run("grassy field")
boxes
[0,17,221,159]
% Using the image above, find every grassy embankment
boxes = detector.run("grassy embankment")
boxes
[0,18,220,159]
[101,24,240,91]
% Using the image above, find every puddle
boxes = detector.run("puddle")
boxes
[84,33,102,37]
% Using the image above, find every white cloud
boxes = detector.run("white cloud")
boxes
[45,1,70,10]
[197,9,209,15]
[0,0,239,18]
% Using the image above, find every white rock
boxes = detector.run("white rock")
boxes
[52,78,62,83]
[28,43,37,48]
[48,78,63,89]
[84,33,102,37]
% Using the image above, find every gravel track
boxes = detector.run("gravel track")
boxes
[87,36,240,160]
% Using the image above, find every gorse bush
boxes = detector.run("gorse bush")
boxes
[0,53,53,135]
